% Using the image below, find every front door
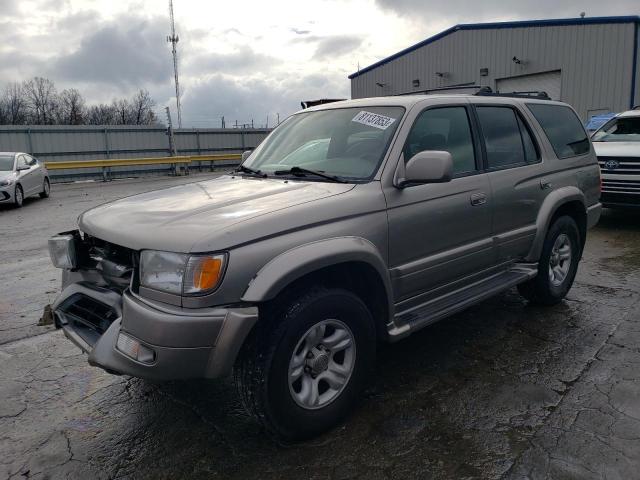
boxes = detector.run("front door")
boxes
[16,154,38,194]
[384,104,495,304]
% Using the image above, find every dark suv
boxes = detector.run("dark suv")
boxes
[49,94,601,440]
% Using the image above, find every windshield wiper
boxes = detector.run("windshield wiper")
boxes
[234,164,266,177]
[273,166,347,183]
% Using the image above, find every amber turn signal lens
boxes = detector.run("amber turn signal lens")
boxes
[193,257,222,290]
[183,254,226,294]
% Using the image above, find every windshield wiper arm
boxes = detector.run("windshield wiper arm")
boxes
[273,166,347,183]
[234,164,266,177]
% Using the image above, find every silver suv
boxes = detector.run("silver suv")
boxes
[48,94,601,440]
[592,108,640,208]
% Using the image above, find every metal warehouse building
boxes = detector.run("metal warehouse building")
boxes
[349,16,640,119]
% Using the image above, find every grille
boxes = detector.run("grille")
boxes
[598,156,640,176]
[82,235,137,289]
[602,178,640,195]
[58,293,119,346]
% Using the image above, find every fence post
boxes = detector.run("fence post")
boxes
[26,128,34,155]
[196,129,202,172]
[103,128,112,181]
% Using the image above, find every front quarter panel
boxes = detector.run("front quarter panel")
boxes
[241,236,393,303]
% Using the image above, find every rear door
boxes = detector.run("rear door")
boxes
[25,155,45,193]
[472,103,547,262]
[384,102,495,303]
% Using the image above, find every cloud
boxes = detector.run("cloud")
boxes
[52,15,172,88]
[312,35,363,60]
[292,34,364,60]
[374,0,640,23]
[179,72,349,127]
[184,46,280,76]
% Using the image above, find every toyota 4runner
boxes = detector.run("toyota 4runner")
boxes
[592,107,640,208]
[48,94,601,440]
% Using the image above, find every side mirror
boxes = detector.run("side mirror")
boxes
[241,151,252,162]
[16,165,29,171]
[395,151,453,188]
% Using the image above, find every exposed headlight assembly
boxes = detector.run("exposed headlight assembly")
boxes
[139,250,226,296]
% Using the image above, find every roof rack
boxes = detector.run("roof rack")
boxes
[396,84,482,96]
[394,85,551,100]
[475,87,552,100]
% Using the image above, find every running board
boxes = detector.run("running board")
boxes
[387,265,537,341]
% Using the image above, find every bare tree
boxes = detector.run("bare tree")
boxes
[112,98,132,125]
[1,83,28,125]
[23,77,58,124]
[86,104,117,125]
[0,78,160,125]
[56,88,86,125]
[129,89,157,125]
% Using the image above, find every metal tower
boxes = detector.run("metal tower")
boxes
[167,0,182,128]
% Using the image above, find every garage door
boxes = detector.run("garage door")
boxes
[496,71,562,100]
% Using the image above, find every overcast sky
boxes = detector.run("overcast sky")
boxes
[0,0,637,127]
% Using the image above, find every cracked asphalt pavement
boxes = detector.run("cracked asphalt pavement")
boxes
[1,175,640,479]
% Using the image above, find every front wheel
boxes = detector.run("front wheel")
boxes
[518,215,581,305]
[13,184,23,208]
[39,178,50,198]
[235,287,376,441]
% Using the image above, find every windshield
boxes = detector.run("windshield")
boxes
[244,106,405,180]
[0,156,14,171]
[592,116,640,142]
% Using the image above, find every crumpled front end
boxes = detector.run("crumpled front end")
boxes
[49,231,257,380]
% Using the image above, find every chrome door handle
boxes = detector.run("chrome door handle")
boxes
[470,192,487,206]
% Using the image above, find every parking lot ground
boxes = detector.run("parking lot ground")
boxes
[1,176,640,479]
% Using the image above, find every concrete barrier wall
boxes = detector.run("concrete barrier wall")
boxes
[0,125,271,181]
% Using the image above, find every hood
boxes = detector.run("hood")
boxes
[593,142,640,157]
[0,171,15,182]
[79,175,355,252]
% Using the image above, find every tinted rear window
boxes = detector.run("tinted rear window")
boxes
[527,104,590,159]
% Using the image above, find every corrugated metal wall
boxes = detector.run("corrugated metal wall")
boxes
[351,22,639,119]
[0,125,271,180]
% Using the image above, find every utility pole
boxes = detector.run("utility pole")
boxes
[167,0,182,128]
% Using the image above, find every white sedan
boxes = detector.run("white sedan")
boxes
[0,152,50,208]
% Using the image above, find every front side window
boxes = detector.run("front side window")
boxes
[592,116,640,143]
[403,106,476,175]
[527,103,590,158]
[0,155,14,171]
[16,155,29,169]
[245,106,405,181]
[476,106,540,169]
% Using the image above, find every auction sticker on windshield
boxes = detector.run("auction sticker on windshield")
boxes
[352,111,396,130]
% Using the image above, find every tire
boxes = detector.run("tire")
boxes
[13,184,23,208]
[518,215,581,305]
[39,178,50,198]
[234,286,376,441]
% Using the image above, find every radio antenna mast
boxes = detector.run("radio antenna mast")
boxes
[167,0,182,128]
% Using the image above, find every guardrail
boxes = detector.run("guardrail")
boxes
[45,153,242,181]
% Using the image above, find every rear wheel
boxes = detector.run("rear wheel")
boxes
[13,184,23,208]
[39,178,50,198]
[235,286,376,441]
[518,215,581,305]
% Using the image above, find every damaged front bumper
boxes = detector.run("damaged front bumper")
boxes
[52,277,258,381]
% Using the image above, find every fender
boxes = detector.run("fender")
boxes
[525,186,586,262]
[241,236,393,306]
